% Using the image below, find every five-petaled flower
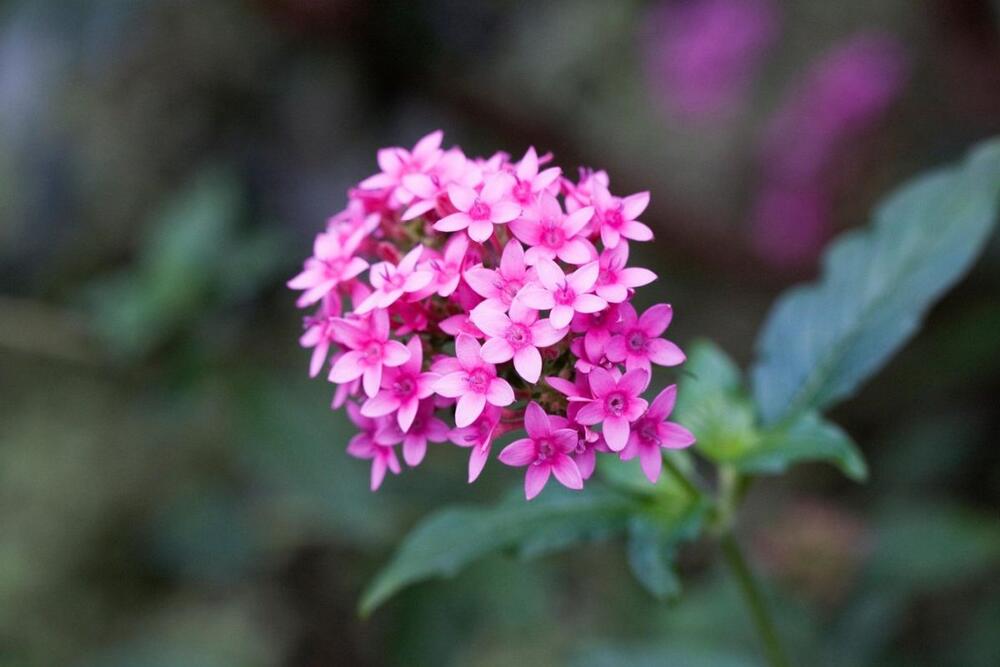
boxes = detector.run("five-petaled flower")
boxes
[435,173,522,242]
[573,367,651,451]
[620,385,696,482]
[434,334,516,427]
[499,402,584,500]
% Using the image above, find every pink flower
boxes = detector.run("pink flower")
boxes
[429,233,470,297]
[463,240,536,312]
[328,309,411,397]
[449,405,502,482]
[621,385,696,482]
[360,130,444,192]
[434,173,522,242]
[360,336,439,431]
[592,183,654,248]
[499,402,583,500]
[509,194,596,265]
[518,259,607,329]
[374,398,450,467]
[345,402,400,491]
[471,299,566,383]
[400,148,478,221]
[299,294,342,378]
[510,146,562,205]
[355,245,435,314]
[287,227,370,307]
[594,242,657,303]
[570,303,622,363]
[434,334,515,427]
[574,367,651,451]
[606,303,685,372]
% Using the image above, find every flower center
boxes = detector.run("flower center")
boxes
[627,331,647,352]
[542,224,565,248]
[505,323,531,349]
[597,268,615,286]
[363,343,382,364]
[467,368,491,393]
[638,419,660,446]
[535,438,555,461]
[605,392,627,416]
[513,180,532,203]
[604,206,623,228]
[323,257,346,277]
[469,200,491,221]
[392,376,415,398]
[555,285,575,305]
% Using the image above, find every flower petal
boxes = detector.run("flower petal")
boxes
[499,437,537,466]
[551,454,583,490]
[481,337,515,364]
[603,415,630,451]
[523,401,550,439]
[647,338,686,367]
[513,345,542,383]
[486,377,515,406]
[639,443,662,482]
[455,392,487,427]
[639,304,674,337]
[524,463,551,500]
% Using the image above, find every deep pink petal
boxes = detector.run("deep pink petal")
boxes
[622,191,650,219]
[328,350,365,383]
[574,400,606,425]
[639,304,674,337]
[551,453,583,490]
[470,306,512,338]
[499,437,537,466]
[455,392,487,427]
[639,443,662,482]
[618,368,651,397]
[455,334,482,369]
[524,464,551,500]
[647,338,686,367]
[587,366,616,397]
[646,385,678,421]
[435,371,468,398]
[659,422,696,449]
[468,443,491,482]
[603,415,630,451]
[523,401,551,439]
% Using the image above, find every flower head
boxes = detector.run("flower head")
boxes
[499,402,583,500]
[434,173,521,242]
[434,334,515,427]
[573,367,651,451]
[605,303,686,372]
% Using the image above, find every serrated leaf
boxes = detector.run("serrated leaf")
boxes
[359,486,640,616]
[752,139,1000,426]
[737,412,867,481]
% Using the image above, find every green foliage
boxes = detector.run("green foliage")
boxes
[359,486,642,616]
[573,643,761,667]
[752,139,1000,426]
[675,341,866,480]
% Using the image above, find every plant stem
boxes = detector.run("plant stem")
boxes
[660,453,702,500]
[720,533,792,667]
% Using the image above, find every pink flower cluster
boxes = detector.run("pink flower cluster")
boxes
[290,131,694,499]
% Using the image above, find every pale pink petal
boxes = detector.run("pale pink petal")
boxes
[328,350,365,383]
[605,335,627,362]
[619,267,657,288]
[508,218,543,246]
[524,464,551,500]
[601,225,621,248]
[499,240,526,277]
[588,366,617,397]
[576,447,596,480]
[639,443,663,482]
[412,130,443,159]
[596,282,628,303]
[382,340,411,367]
[455,392,487,427]
[517,285,555,311]
[481,337,515,363]
[500,438,537,466]
[308,342,329,378]
[603,415,630,451]
[434,212,472,232]
[529,319,567,347]
[402,199,437,221]
[397,399,420,432]
[647,338,686,367]
[298,279,338,307]
[514,346,542,383]
[551,454,584,489]
[622,220,654,242]
[639,304,674,337]
[455,334,482,368]
[550,305,574,330]
[567,261,600,294]
[546,376,581,397]
[574,294,607,313]
[403,436,427,467]
[361,391,400,418]
[534,259,565,292]
[287,267,322,289]
[490,201,521,224]
[574,400,606,425]
[557,238,596,265]
[403,270,434,293]
[516,146,538,181]
[377,148,403,175]
[402,172,436,198]
[533,166,561,190]
[647,385,678,421]
[622,191,650,219]
[480,173,513,202]
[362,364,382,398]
[470,306,512,338]
[448,184,477,212]
[386,448,402,474]
[468,444,490,482]
[485,378,515,406]
[435,371,468,398]
[659,422,696,449]
[464,267,501,299]
[562,206,594,237]
[468,219,495,243]
[370,456,388,491]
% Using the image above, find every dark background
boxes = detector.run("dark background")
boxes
[1,1,999,666]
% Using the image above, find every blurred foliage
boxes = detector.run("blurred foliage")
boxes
[1,1,999,666]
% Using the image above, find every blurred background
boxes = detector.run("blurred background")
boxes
[1,1,999,665]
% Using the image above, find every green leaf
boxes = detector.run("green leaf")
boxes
[752,139,1000,426]
[573,643,762,667]
[738,412,867,481]
[359,486,640,616]
[674,341,761,463]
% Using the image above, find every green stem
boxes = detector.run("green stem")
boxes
[720,533,792,667]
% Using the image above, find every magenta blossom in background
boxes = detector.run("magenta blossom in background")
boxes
[591,184,654,248]
[287,226,369,307]
[644,0,780,120]
[435,334,516,427]
[574,367,651,451]
[606,303,686,372]
[499,402,583,500]
[620,385,696,482]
